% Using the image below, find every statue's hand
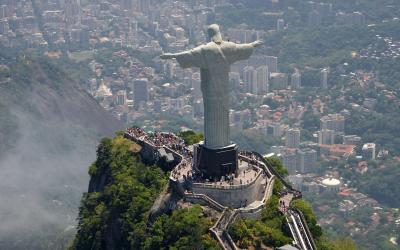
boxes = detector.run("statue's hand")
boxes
[160,53,175,59]
[252,40,264,47]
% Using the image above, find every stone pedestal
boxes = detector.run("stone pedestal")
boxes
[193,143,238,179]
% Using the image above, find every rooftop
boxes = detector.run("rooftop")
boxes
[322,178,341,186]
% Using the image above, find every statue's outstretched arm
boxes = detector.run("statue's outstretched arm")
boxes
[159,46,204,68]
[160,52,176,59]
[160,51,190,60]
[250,40,264,47]
[228,40,264,63]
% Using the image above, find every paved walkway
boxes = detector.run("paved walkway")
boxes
[280,193,294,207]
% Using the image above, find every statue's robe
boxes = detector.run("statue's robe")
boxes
[175,41,254,149]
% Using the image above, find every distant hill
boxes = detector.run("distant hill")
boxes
[0,54,123,250]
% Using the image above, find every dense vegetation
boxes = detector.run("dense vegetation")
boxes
[229,194,292,248]
[346,112,400,155]
[144,205,220,249]
[265,156,289,177]
[178,130,204,145]
[72,136,168,249]
[351,160,400,208]
[304,188,399,250]
[71,135,219,249]
[231,129,281,154]
[289,199,334,250]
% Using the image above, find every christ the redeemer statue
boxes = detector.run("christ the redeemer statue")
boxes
[161,24,262,150]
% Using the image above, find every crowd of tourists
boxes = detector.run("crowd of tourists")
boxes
[127,127,189,156]
[171,160,192,181]
[127,127,195,181]
[126,128,266,187]
[127,127,146,138]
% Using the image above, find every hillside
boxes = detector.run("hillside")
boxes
[71,133,354,250]
[0,53,123,249]
[71,135,220,250]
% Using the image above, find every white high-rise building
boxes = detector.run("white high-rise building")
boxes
[321,68,328,89]
[256,65,269,94]
[277,18,285,31]
[362,143,376,160]
[266,56,278,73]
[116,90,127,105]
[243,66,258,94]
[291,72,301,89]
[286,128,301,148]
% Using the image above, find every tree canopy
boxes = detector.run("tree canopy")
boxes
[72,135,219,249]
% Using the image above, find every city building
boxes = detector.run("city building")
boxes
[343,135,362,145]
[291,71,301,89]
[320,144,355,159]
[286,128,301,148]
[266,56,278,73]
[363,98,377,110]
[320,114,345,133]
[318,129,335,145]
[277,18,285,31]
[267,122,284,137]
[336,11,365,26]
[256,65,268,94]
[95,81,112,99]
[282,148,317,173]
[288,174,304,190]
[362,143,376,160]
[298,148,317,173]
[321,177,341,193]
[133,78,149,107]
[116,90,127,105]
[282,151,298,173]
[321,68,328,89]
[270,72,288,90]
[243,66,258,94]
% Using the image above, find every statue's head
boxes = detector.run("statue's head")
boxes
[207,24,222,44]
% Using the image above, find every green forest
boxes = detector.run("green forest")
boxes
[71,135,219,249]
[72,134,356,249]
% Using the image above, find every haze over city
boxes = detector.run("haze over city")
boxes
[0,0,399,250]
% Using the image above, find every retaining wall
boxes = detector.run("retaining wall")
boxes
[192,171,265,208]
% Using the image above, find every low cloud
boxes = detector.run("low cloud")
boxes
[0,107,98,249]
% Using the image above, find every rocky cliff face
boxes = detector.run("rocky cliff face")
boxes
[0,55,123,250]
